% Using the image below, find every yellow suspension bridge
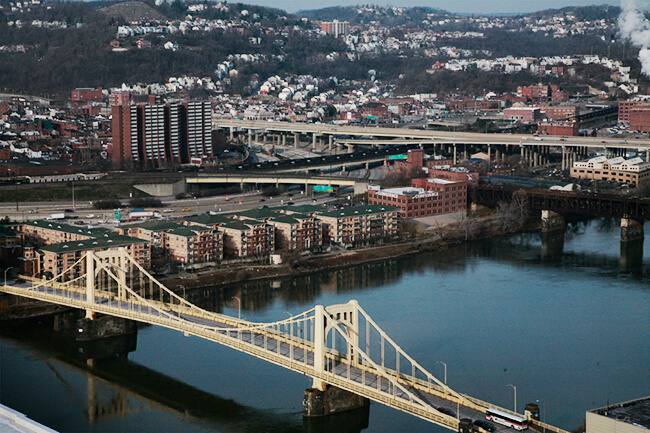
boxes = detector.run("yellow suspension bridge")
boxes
[1,248,568,433]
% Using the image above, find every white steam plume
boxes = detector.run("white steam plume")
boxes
[619,0,650,77]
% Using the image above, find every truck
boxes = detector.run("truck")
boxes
[48,213,65,220]
[130,211,161,219]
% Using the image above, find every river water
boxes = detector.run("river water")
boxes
[1,219,648,433]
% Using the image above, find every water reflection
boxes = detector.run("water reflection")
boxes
[0,320,305,433]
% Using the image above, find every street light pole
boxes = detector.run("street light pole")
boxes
[233,296,241,320]
[438,361,447,385]
[536,399,546,433]
[507,384,517,413]
[4,267,9,286]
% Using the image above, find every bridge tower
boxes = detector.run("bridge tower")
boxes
[304,301,369,417]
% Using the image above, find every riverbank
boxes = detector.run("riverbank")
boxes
[164,214,540,291]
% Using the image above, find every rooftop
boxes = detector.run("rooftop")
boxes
[41,235,148,254]
[319,205,399,218]
[591,396,650,429]
[21,220,112,238]
[119,220,181,231]
[165,226,213,237]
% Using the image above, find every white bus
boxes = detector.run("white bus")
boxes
[486,408,528,430]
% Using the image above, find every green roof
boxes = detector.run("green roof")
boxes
[119,220,181,231]
[165,226,213,238]
[280,205,324,215]
[21,220,112,238]
[221,219,266,231]
[230,208,281,220]
[41,235,148,254]
[184,213,232,227]
[0,225,18,239]
[268,214,299,224]
[318,205,400,218]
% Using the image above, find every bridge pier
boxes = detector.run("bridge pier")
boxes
[541,230,564,262]
[621,217,644,242]
[541,210,565,233]
[76,315,137,342]
[303,385,370,417]
[621,238,644,274]
[294,132,300,149]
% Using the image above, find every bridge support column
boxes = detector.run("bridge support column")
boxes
[229,127,234,140]
[453,144,457,165]
[294,133,300,149]
[541,230,564,262]
[247,130,252,146]
[282,134,286,146]
[303,385,370,417]
[541,210,564,233]
[621,217,644,242]
[328,135,333,152]
[621,238,644,274]
[85,252,96,319]
[312,133,320,150]
[561,146,566,170]
[487,144,491,162]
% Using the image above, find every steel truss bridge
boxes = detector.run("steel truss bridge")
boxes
[1,249,568,433]
[474,186,650,220]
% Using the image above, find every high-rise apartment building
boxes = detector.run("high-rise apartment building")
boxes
[321,20,349,37]
[111,101,212,169]
[181,102,212,163]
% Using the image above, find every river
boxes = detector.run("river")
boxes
[0,219,648,433]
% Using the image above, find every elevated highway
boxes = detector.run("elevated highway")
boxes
[215,119,650,169]
[186,173,369,195]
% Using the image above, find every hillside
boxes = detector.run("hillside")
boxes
[98,1,168,21]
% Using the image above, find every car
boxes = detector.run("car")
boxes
[28,209,38,214]
[474,420,496,432]
[259,199,266,202]
[436,406,456,417]
[181,208,191,212]
[163,209,173,213]
[287,201,295,205]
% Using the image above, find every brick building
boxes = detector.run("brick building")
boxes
[39,235,150,280]
[503,107,542,123]
[517,84,567,103]
[537,105,577,120]
[71,87,103,103]
[537,120,579,136]
[618,100,650,124]
[629,107,650,132]
[163,226,222,265]
[314,205,400,246]
[369,177,468,219]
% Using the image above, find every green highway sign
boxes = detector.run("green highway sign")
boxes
[388,154,408,160]
[313,185,334,192]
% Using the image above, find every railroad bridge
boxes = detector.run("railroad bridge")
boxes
[474,186,650,241]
